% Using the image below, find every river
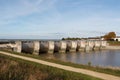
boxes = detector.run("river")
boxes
[41,50,120,67]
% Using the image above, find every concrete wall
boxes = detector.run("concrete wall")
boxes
[22,41,40,55]
[40,41,54,54]
[94,41,101,47]
[101,41,107,47]
[22,41,34,54]
[0,40,107,54]
[66,41,77,52]
[54,41,67,53]
[0,43,14,51]
[0,44,8,48]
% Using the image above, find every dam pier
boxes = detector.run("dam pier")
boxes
[0,40,107,54]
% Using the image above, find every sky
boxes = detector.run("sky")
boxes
[0,0,120,39]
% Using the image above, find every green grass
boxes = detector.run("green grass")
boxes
[108,41,120,46]
[1,50,120,77]
[0,53,101,80]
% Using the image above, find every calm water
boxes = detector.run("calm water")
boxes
[52,50,120,67]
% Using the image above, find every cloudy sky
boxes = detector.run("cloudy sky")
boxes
[0,0,120,39]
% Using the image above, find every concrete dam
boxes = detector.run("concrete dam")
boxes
[0,40,107,55]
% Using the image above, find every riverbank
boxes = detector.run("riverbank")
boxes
[108,41,120,46]
[1,51,120,80]
[0,53,100,80]
[106,41,120,50]
[1,50,120,77]
[106,45,120,50]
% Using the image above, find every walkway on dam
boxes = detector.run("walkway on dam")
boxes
[0,51,120,80]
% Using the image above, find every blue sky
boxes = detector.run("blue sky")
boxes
[0,0,120,39]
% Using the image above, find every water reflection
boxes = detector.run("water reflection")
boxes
[53,50,120,67]
[40,54,55,59]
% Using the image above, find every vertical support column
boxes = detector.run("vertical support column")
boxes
[60,41,67,53]
[100,40,107,50]
[85,40,90,52]
[66,41,77,52]
[33,41,40,55]
[40,41,54,54]
[93,40,101,51]
[48,41,54,54]
[22,41,33,54]
[77,40,86,52]
[54,41,67,53]
[22,41,40,55]
[14,41,22,53]
[87,40,94,51]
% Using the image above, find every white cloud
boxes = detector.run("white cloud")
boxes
[0,0,57,26]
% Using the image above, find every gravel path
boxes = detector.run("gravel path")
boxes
[0,51,120,80]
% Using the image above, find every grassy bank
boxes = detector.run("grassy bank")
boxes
[0,54,101,80]
[1,50,120,77]
[108,41,120,46]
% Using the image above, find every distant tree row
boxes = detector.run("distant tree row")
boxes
[62,37,81,40]
[62,32,117,41]
[102,32,116,40]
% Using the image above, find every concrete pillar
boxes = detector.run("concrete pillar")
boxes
[87,40,94,51]
[93,40,101,50]
[33,41,40,55]
[40,41,54,54]
[66,41,77,52]
[54,41,67,53]
[14,41,22,53]
[22,41,40,55]
[100,41,107,49]
[77,40,86,52]
[22,41,33,54]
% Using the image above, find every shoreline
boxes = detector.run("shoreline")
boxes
[105,45,120,50]
[0,51,120,80]
[92,65,120,70]
[1,50,120,77]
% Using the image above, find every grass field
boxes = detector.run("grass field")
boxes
[0,53,101,80]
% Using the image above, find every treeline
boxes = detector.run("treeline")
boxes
[102,32,116,40]
[62,32,117,41]
[62,37,81,40]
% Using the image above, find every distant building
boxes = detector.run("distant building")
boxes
[112,36,120,41]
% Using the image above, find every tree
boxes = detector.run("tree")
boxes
[62,38,65,40]
[103,32,116,40]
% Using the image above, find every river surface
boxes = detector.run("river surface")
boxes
[41,50,120,67]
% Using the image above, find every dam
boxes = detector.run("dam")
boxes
[0,40,107,54]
